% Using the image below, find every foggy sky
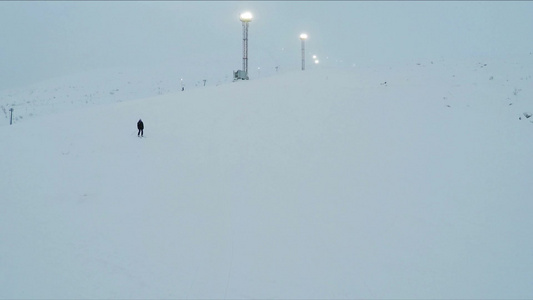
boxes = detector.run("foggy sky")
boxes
[1,1,532,90]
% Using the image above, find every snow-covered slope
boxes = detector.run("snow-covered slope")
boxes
[1,55,533,299]
[0,66,240,126]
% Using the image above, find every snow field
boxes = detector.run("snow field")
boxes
[1,56,533,298]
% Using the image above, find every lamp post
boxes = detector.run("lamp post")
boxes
[240,12,253,79]
[9,108,13,125]
[300,33,308,71]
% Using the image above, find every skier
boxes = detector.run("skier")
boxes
[137,119,144,137]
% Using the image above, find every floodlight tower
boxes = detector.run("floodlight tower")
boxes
[240,12,253,79]
[300,33,308,71]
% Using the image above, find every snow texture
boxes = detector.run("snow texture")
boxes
[1,55,533,299]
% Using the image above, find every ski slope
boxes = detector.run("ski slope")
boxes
[1,56,533,299]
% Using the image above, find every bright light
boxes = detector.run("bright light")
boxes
[312,55,317,59]
[299,33,308,40]
[315,60,320,64]
[240,12,253,22]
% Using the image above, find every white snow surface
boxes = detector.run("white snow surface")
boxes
[1,56,533,299]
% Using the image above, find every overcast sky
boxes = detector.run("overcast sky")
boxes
[1,1,532,90]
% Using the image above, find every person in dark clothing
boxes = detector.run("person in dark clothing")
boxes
[137,119,144,137]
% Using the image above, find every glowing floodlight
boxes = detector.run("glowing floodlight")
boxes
[240,12,253,22]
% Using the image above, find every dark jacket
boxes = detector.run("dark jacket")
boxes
[137,120,144,130]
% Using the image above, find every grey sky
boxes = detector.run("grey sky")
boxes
[1,1,532,90]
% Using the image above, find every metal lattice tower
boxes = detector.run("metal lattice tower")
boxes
[300,33,308,71]
[242,21,249,74]
[236,12,252,80]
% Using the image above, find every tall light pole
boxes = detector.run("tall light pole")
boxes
[300,33,308,71]
[240,12,253,79]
